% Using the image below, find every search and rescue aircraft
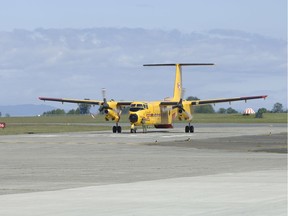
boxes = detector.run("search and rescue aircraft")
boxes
[39,63,267,133]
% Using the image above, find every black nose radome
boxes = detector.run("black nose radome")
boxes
[129,114,138,123]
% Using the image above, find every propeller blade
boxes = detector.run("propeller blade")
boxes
[91,111,99,118]
[184,110,193,121]
[172,98,183,110]
[99,88,110,112]
[102,88,106,100]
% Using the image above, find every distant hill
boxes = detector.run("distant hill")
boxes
[0,104,57,117]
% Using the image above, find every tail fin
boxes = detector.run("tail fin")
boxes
[143,63,214,101]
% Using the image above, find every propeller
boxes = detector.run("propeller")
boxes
[91,88,109,118]
[160,99,184,113]
[91,88,122,121]
[172,98,192,120]
[98,88,111,112]
[172,98,184,111]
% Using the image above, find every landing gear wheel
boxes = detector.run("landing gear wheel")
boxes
[185,125,194,133]
[113,126,117,133]
[113,126,122,133]
[189,126,194,133]
[185,126,189,133]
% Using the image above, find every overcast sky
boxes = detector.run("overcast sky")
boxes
[0,0,287,112]
[0,0,286,39]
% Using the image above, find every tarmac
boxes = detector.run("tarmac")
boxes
[0,123,287,215]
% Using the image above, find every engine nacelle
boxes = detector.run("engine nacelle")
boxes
[104,109,119,122]
[178,103,192,121]
[107,101,118,110]
[178,110,189,121]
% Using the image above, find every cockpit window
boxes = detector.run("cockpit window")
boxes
[130,103,145,112]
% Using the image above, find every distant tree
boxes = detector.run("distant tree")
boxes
[186,96,215,113]
[0,112,1,117]
[255,108,267,118]
[67,108,81,115]
[258,108,268,113]
[78,104,91,115]
[197,105,215,113]
[217,108,227,114]
[186,96,199,101]
[43,109,66,115]
[272,103,284,113]
[120,107,130,115]
[226,107,238,114]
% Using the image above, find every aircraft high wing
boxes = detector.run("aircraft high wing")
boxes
[160,95,267,106]
[39,63,268,133]
[38,97,132,106]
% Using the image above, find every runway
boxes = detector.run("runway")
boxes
[0,124,287,215]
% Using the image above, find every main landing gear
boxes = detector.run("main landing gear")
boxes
[112,123,122,133]
[185,123,194,133]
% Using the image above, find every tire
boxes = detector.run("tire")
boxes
[185,126,189,133]
[189,126,194,133]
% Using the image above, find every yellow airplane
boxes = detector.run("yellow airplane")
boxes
[39,63,267,133]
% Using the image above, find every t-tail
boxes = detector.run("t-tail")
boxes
[143,63,214,101]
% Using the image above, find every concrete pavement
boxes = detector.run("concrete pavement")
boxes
[0,124,286,215]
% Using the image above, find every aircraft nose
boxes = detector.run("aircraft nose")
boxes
[129,114,138,123]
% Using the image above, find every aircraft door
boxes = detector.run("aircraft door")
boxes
[160,106,169,124]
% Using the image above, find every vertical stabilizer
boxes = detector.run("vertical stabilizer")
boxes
[143,63,214,101]
[173,64,182,101]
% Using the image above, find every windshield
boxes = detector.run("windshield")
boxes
[129,107,143,112]
[130,103,145,112]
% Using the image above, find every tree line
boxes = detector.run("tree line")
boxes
[186,97,286,114]
[42,103,92,116]
[40,97,287,116]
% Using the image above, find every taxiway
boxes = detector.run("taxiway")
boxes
[0,123,286,215]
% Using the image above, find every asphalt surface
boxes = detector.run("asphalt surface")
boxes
[0,123,287,215]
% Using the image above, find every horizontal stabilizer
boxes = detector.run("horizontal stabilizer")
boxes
[143,63,214,67]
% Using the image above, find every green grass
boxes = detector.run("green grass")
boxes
[0,115,111,135]
[188,113,287,124]
[0,124,111,135]
[0,113,286,135]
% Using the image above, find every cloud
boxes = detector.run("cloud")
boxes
[0,28,286,110]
